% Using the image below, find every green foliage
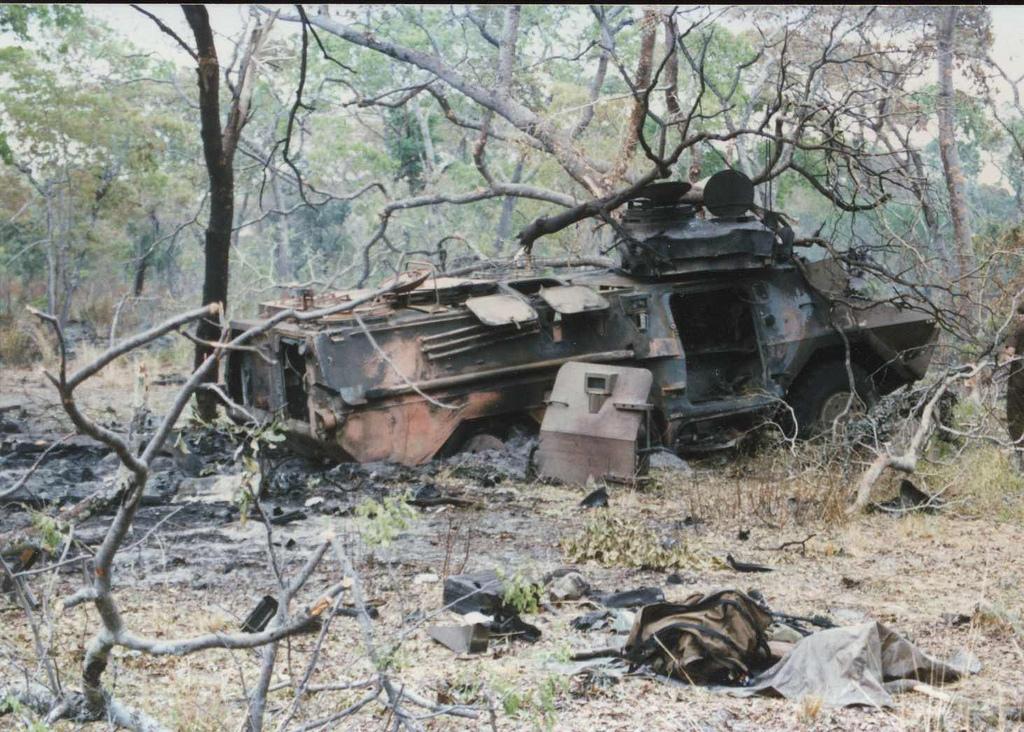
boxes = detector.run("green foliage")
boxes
[0,694,52,730]
[355,492,418,547]
[498,569,542,615]
[210,420,287,526]
[562,511,707,570]
[490,673,567,730]
[0,4,83,41]
[30,511,63,552]
[384,107,429,192]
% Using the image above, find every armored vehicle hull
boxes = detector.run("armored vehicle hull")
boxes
[226,263,934,465]
[226,174,937,465]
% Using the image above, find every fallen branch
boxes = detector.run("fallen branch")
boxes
[10,280,409,727]
[848,363,983,515]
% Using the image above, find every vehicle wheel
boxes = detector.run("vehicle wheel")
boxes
[785,362,877,439]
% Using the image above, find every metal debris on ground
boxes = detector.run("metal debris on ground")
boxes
[428,623,490,654]
[268,507,306,525]
[537,362,654,484]
[407,482,476,508]
[579,486,609,509]
[872,478,945,514]
[442,570,505,615]
[546,571,590,603]
[489,614,542,643]
[241,595,278,633]
[571,610,613,632]
[593,586,665,609]
[726,554,774,573]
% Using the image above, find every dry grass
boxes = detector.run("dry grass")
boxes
[4,367,1024,730]
[5,457,1024,731]
[921,445,1024,522]
[0,312,50,367]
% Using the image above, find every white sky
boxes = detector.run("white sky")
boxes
[84,4,1024,189]
[88,5,1024,75]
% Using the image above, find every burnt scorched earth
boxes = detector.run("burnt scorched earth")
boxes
[2,406,1024,730]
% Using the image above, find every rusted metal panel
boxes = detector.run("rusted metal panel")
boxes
[465,294,537,326]
[537,363,653,484]
[539,285,609,315]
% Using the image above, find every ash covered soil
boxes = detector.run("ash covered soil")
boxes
[2,368,1024,731]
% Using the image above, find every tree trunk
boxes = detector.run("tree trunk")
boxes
[184,5,233,421]
[936,7,972,292]
[270,175,293,283]
[1007,317,1024,468]
[494,155,526,253]
[608,8,658,185]
[133,210,160,296]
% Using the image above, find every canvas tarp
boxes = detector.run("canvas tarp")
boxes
[728,621,980,707]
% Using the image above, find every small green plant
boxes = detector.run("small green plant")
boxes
[499,568,542,615]
[230,421,287,526]
[355,492,418,547]
[491,679,528,717]
[0,695,51,731]
[489,674,565,731]
[30,511,63,552]
[377,642,410,672]
[533,674,568,729]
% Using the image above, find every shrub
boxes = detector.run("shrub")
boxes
[561,511,708,570]
[0,313,43,366]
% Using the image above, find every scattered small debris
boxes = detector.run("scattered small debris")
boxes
[571,610,613,632]
[726,554,773,573]
[490,614,541,643]
[428,623,489,654]
[442,570,504,615]
[755,533,817,553]
[241,595,278,633]
[593,586,664,609]
[547,571,590,603]
[941,612,972,627]
[676,515,704,529]
[873,479,944,514]
[666,571,696,585]
[407,482,476,508]
[580,487,609,509]
[268,507,306,526]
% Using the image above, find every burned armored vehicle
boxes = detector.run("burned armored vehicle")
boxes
[226,170,936,470]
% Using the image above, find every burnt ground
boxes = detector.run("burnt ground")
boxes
[2,365,1024,731]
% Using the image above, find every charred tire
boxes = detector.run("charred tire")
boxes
[785,361,877,439]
